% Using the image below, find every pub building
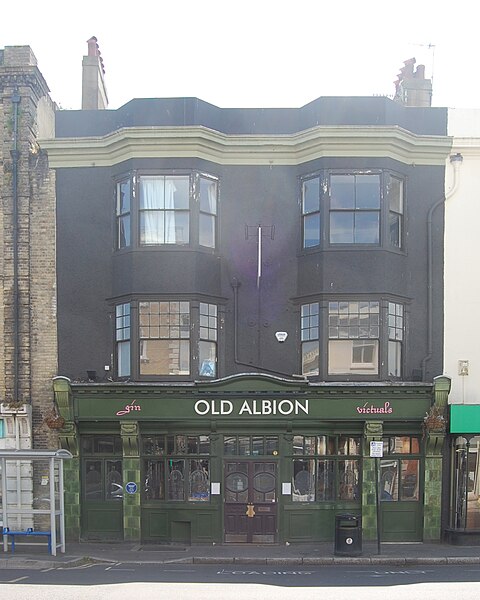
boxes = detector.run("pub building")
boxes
[42,50,451,544]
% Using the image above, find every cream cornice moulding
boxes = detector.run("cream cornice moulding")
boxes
[451,138,480,159]
[39,125,452,168]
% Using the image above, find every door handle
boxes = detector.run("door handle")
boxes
[246,503,256,518]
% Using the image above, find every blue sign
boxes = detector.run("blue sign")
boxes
[125,482,138,494]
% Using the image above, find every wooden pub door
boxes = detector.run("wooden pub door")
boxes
[224,460,277,543]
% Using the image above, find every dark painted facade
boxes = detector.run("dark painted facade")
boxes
[44,95,452,544]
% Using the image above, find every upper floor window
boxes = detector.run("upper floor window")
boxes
[115,172,218,250]
[114,299,218,380]
[116,180,131,248]
[300,299,405,380]
[301,170,405,250]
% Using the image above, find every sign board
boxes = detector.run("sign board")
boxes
[125,482,138,494]
[370,441,384,458]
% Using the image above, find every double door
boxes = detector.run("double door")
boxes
[224,460,277,543]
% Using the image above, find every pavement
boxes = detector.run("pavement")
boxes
[1,539,480,569]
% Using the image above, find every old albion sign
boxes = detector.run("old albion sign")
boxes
[194,399,309,416]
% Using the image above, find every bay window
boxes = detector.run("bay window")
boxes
[300,299,405,379]
[115,172,218,249]
[115,299,219,379]
[301,170,405,250]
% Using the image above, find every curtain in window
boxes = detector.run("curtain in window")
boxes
[164,179,177,243]
[140,178,163,244]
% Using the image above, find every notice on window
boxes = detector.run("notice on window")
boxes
[370,441,383,458]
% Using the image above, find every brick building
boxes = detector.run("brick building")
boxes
[0,46,57,526]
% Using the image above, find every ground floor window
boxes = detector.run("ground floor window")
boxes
[380,436,421,502]
[291,435,361,502]
[142,434,210,502]
[451,436,480,529]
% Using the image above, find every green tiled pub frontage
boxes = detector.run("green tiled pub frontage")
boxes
[53,374,449,545]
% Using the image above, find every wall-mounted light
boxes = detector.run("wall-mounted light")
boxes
[458,360,469,376]
[275,331,288,343]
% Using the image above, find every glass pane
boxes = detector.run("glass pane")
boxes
[303,177,320,214]
[176,435,187,454]
[166,176,189,209]
[330,212,353,244]
[140,177,163,209]
[225,468,248,502]
[401,460,419,500]
[189,459,209,501]
[117,340,130,377]
[392,437,410,453]
[187,436,199,454]
[85,460,102,501]
[331,175,354,209]
[252,437,264,456]
[354,212,379,244]
[140,340,190,375]
[106,460,123,500]
[317,436,335,455]
[224,436,236,456]
[339,460,359,500]
[265,436,278,456]
[302,341,319,376]
[144,460,165,500]
[199,436,210,454]
[199,213,215,248]
[317,460,335,501]
[118,214,130,248]
[253,468,276,502]
[304,437,316,455]
[292,459,315,502]
[356,174,380,209]
[199,340,216,377]
[329,340,379,375]
[238,436,250,456]
[254,470,275,493]
[411,437,420,454]
[304,213,320,248]
[164,211,189,244]
[168,459,185,501]
[389,212,401,248]
[140,211,163,245]
[380,460,399,501]
[117,180,131,214]
[293,436,304,455]
[388,340,402,377]
[388,176,403,213]
[199,178,217,214]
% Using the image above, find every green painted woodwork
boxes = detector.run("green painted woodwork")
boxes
[63,457,81,541]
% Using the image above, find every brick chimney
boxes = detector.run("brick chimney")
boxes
[394,58,432,107]
[81,36,108,110]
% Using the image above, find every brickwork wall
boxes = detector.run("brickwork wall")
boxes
[0,45,57,449]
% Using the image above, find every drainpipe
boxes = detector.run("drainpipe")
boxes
[11,89,21,406]
[421,153,463,380]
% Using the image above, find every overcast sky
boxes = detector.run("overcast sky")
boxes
[2,0,478,111]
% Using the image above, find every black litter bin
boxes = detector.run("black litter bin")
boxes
[334,513,362,556]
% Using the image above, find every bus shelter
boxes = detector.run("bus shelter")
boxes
[0,449,72,556]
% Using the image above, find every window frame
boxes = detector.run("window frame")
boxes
[300,169,406,251]
[299,298,406,380]
[113,298,221,380]
[291,434,361,503]
[114,171,219,251]
[142,434,211,503]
